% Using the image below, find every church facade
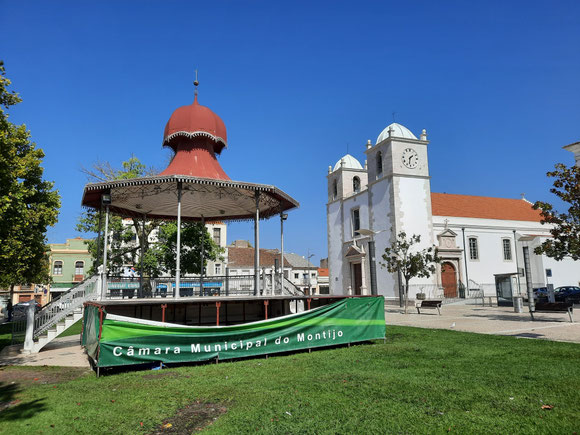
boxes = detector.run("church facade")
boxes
[326,123,580,303]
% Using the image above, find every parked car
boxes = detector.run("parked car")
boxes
[554,286,580,303]
[12,300,42,317]
[533,287,549,300]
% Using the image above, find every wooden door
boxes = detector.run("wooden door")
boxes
[441,262,457,298]
[353,263,362,296]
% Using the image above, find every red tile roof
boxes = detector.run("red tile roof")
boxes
[431,193,543,222]
[227,247,291,268]
[318,268,329,277]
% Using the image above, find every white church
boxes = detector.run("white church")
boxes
[326,123,580,304]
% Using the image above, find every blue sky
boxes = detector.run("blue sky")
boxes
[2,1,579,266]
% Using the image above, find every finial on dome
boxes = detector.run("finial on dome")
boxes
[193,69,199,101]
[420,129,427,141]
[366,139,372,150]
[328,165,332,174]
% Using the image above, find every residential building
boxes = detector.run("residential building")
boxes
[48,237,94,298]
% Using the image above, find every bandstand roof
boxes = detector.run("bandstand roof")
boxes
[82,175,299,222]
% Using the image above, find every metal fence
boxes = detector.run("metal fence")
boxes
[102,273,307,299]
[104,275,258,299]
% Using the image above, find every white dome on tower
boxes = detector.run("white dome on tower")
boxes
[376,122,417,143]
[333,154,363,171]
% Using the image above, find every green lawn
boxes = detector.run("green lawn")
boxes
[1,326,579,434]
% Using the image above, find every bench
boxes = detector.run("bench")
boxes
[416,300,442,315]
[530,301,574,323]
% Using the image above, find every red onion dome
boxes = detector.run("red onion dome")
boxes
[162,95,227,155]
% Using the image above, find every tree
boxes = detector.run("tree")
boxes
[380,232,440,314]
[0,61,61,301]
[76,156,223,280]
[532,163,580,261]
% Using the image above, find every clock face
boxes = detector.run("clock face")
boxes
[402,148,419,169]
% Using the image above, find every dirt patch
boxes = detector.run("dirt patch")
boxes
[149,401,227,434]
[0,366,90,386]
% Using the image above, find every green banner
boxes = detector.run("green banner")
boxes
[91,297,385,368]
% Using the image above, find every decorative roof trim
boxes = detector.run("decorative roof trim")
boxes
[163,130,227,147]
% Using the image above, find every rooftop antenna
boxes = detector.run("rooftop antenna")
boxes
[193,69,199,100]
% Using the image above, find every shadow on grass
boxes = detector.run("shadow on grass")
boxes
[0,381,46,421]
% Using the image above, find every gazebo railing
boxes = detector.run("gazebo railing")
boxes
[104,274,259,299]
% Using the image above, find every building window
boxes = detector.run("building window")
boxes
[214,263,222,275]
[75,261,84,275]
[311,273,316,278]
[352,208,360,236]
[353,176,360,193]
[502,239,512,261]
[213,228,221,246]
[332,179,338,200]
[53,261,63,275]
[294,273,299,279]
[376,151,383,176]
[468,238,479,260]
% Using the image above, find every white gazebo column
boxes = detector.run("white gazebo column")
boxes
[175,181,182,299]
[100,200,110,300]
[200,215,205,297]
[280,210,286,294]
[254,192,260,296]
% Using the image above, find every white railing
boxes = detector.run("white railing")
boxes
[33,275,99,338]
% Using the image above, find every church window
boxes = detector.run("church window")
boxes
[352,208,360,236]
[468,238,479,260]
[332,179,338,199]
[53,261,63,275]
[353,176,360,193]
[502,239,512,261]
[376,151,383,177]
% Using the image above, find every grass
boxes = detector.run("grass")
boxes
[1,326,579,434]
[0,322,11,352]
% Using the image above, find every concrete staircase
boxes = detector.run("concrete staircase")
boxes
[19,275,100,354]
[30,308,84,353]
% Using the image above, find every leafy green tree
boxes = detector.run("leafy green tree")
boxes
[77,156,223,281]
[380,232,440,314]
[533,163,580,261]
[0,61,61,299]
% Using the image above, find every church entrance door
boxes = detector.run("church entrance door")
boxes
[441,262,457,298]
[353,263,362,296]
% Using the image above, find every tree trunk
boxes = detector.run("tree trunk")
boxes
[404,279,409,314]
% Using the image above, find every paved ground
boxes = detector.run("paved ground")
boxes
[386,302,580,343]
[0,335,90,368]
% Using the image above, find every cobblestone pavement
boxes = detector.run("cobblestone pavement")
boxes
[386,303,580,343]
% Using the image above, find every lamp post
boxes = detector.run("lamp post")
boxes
[306,250,314,295]
[354,229,384,296]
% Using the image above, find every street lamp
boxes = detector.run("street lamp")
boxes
[306,251,315,295]
[354,229,384,296]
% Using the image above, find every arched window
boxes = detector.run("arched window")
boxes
[53,261,63,275]
[75,261,84,275]
[376,151,383,177]
[353,176,360,193]
[332,179,338,199]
